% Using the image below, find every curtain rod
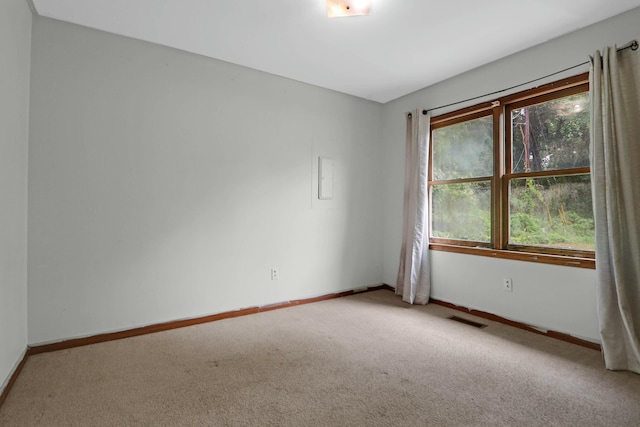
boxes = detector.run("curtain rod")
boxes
[422,39,638,115]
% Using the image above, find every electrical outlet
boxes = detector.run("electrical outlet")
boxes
[503,278,513,292]
[270,268,279,281]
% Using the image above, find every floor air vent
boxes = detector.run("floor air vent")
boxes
[448,315,488,329]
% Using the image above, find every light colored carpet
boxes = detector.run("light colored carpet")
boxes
[1,290,639,426]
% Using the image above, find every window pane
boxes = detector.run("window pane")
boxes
[509,175,594,250]
[511,92,589,173]
[431,181,491,242]
[432,116,493,180]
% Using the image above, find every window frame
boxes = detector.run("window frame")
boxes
[428,73,595,269]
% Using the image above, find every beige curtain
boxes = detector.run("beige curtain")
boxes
[396,109,431,305]
[590,43,640,374]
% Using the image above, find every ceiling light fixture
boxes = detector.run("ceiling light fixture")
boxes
[327,0,372,18]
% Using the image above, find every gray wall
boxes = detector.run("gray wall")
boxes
[27,17,383,344]
[0,0,31,392]
[382,8,640,342]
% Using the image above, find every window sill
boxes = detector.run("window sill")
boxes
[429,243,595,269]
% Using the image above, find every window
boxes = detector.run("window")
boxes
[431,113,493,244]
[429,74,594,268]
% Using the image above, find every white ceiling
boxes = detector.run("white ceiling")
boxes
[31,0,640,103]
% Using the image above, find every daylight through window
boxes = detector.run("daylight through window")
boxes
[428,74,594,267]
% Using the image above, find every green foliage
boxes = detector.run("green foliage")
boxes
[431,182,491,242]
[432,172,595,250]
[432,116,493,180]
[509,177,594,250]
[431,90,594,251]
[512,93,590,173]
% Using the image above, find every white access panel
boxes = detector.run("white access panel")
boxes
[318,156,334,200]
